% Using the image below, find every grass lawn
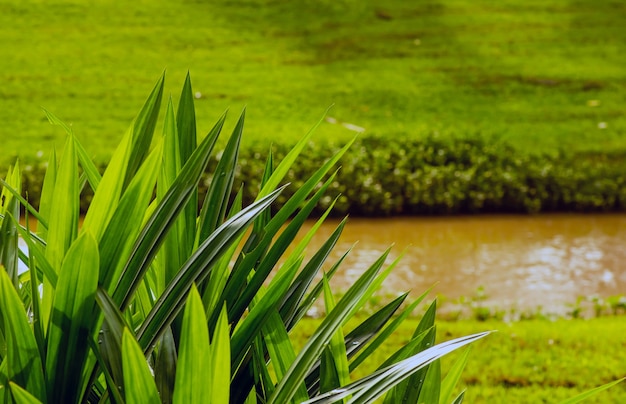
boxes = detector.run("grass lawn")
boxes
[1,0,625,166]
[294,316,626,403]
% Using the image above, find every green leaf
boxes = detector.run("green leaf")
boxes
[137,187,283,354]
[302,332,490,404]
[323,275,350,389]
[36,149,57,235]
[257,109,337,200]
[268,246,385,404]
[45,232,100,403]
[558,377,625,404]
[202,189,244,317]
[451,390,465,404]
[173,284,211,404]
[98,140,163,292]
[416,358,440,404]
[123,73,165,189]
[9,382,43,404]
[440,347,472,404]
[14,224,58,288]
[158,98,186,284]
[95,287,132,396]
[43,108,103,193]
[196,109,243,245]
[225,174,336,330]
[262,310,309,403]
[82,125,133,242]
[392,300,438,402]
[176,72,198,166]
[230,254,300,371]
[0,193,20,288]
[42,133,79,332]
[176,72,199,261]
[0,270,46,402]
[280,217,347,330]
[319,346,341,395]
[154,327,177,404]
[122,328,160,404]
[349,290,428,372]
[45,133,79,271]
[113,112,226,310]
[210,305,231,404]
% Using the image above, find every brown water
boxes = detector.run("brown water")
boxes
[294,214,626,315]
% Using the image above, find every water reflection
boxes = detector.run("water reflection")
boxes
[294,214,626,315]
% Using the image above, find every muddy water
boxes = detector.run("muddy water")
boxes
[293,214,626,315]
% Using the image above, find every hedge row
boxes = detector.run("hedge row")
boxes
[13,135,626,216]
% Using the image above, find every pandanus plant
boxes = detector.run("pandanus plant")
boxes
[0,73,490,404]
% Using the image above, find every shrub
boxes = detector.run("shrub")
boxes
[12,134,626,217]
[0,74,490,403]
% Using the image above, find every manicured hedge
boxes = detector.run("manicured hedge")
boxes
[12,135,626,216]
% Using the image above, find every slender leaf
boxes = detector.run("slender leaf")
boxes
[416,358,441,404]
[173,285,211,404]
[123,73,165,188]
[82,125,133,242]
[98,140,163,291]
[302,332,490,404]
[196,109,243,244]
[230,255,300,371]
[176,72,199,262]
[113,112,226,310]
[280,217,347,330]
[268,247,385,404]
[440,347,472,404]
[558,377,626,404]
[137,187,283,354]
[36,149,56,235]
[451,391,465,404]
[256,108,336,199]
[226,174,336,329]
[9,382,43,404]
[0,190,19,288]
[154,327,177,404]
[0,270,46,402]
[210,305,231,404]
[95,287,132,397]
[122,328,160,404]
[158,98,185,284]
[45,232,99,403]
[320,347,341,395]
[323,276,350,389]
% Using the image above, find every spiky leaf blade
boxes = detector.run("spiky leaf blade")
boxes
[45,232,99,403]
[0,270,46,402]
[173,284,211,404]
[210,305,231,404]
[122,328,160,404]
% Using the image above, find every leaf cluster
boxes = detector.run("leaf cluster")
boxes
[0,74,489,403]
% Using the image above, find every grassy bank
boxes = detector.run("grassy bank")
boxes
[293,316,626,402]
[1,0,625,164]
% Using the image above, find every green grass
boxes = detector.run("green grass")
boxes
[294,316,626,403]
[1,0,625,166]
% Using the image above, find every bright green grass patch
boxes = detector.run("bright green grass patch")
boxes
[1,0,625,165]
[293,316,626,402]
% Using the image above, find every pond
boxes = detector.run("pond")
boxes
[293,214,626,316]
[16,213,626,317]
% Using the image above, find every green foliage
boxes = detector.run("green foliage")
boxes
[13,133,626,217]
[0,75,493,403]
